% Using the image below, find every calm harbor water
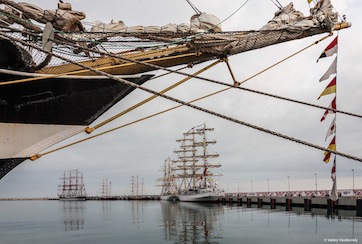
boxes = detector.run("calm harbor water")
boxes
[0,200,361,244]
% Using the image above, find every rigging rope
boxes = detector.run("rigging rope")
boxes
[50,32,362,121]
[186,0,201,14]
[270,0,282,9]
[217,0,250,27]
[2,29,361,125]
[60,32,362,135]
[30,81,362,164]
[2,30,360,122]
[85,59,222,133]
[0,0,242,52]
[3,33,360,163]
[238,34,332,85]
[80,0,251,48]
[275,0,283,8]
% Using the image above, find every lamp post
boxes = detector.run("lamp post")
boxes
[352,169,355,197]
[287,176,290,196]
[267,178,270,194]
[315,173,318,192]
[237,181,240,196]
[251,180,253,195]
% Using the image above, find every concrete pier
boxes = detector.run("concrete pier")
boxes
[221,196,361,213]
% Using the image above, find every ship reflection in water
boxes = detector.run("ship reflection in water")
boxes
[160,202,224,243]
[60,201,85,231]
[158,201,361,243]
[1,200,360,243]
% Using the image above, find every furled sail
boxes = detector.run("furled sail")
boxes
[35,0,349,76]
[0,0,350,76]
[189,0,340,55]
[0,0,85,31]
[91,13,222,33]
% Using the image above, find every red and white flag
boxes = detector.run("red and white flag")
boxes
[320,97,336,122]
[325,116,336,141]
[317,36,338,62]
[331,157,336,181]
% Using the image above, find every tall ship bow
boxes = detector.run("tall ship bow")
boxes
[0,0,351,180]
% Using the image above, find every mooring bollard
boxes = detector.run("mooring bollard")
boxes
[237,197,241,206]
[304,198,311,211]
[357,199,362,217]
[257,198,262,208]
[327,199,336,214]
[286,198,292,211]
[270,198,276,209]
[247,198,251,208]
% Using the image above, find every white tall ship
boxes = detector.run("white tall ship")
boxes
[174,124,224,202]
[58,169,87,201]
[157,158,179,201]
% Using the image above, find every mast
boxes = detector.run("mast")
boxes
[174,124,221,192]
[58,169,87,198]
[101,178,111,198]
[141,177,144,195]
[137,175,139,196]
[174,126,198,191]
[62,171,66,197]
[157,157,178,196]
[130,176,135,196]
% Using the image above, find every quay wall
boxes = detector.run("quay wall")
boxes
[221,196,361,211]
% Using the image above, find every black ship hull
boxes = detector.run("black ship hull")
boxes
[0,68,153,125]
[0,68,153,179]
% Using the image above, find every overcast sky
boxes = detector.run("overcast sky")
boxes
[0,0,361,197]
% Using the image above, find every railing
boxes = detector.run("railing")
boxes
[226,189,362,198]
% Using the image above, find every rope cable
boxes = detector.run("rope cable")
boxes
[3,32,359,163]
[275,0,283,8]
[270,0,281,9]
[239,34,332,85]
[30,81,362,163]
[86,59,221,133]
[186,0,201,14]
[2,31,361,121]
[62,32,362,134]
[217,0,250,27]
[0,0,249,51]
[53,31,362,120]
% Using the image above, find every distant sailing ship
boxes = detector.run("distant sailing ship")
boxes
[58,169,87,201]
[127,175,150,200]
[157,157,179,201]
[173,124,224,202]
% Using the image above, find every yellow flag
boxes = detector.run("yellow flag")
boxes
[323,137,336,163]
